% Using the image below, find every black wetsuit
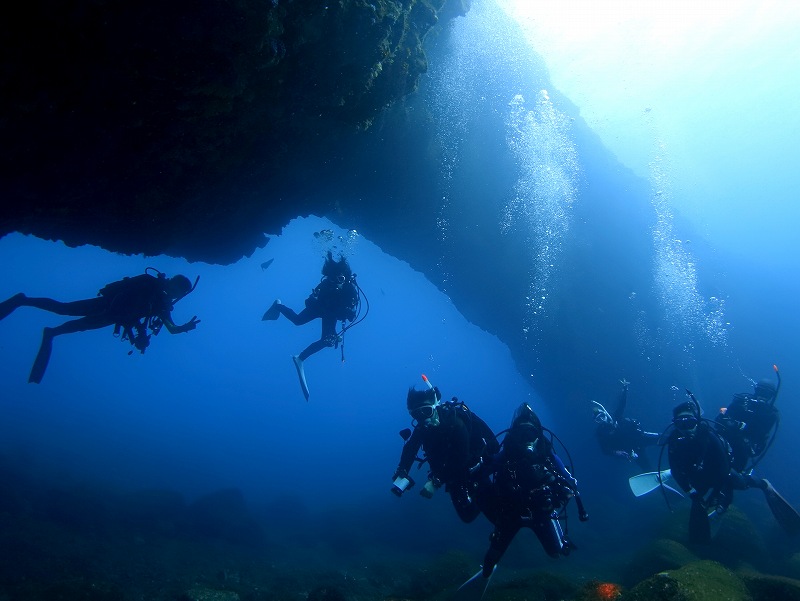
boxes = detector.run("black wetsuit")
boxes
[596,386,659,469]
[275,276,358,361]
[667,421,755,514]
[480,434,579,576]
[715,393,779,472]
[396,401,499,523]
[1,274,187,383]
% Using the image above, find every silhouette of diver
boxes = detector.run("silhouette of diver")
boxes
[262,251,362,400]
[0,268,199,383]
[591,378,659,469]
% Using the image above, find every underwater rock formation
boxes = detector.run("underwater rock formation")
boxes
[623,561,751,601]
[0,0,705,422]
[0,0,464,259]
[621,539,699,588]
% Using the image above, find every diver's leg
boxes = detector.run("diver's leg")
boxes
[531,514,568,558]
[297,316,338,361]
[450,482,481,524]
[22,297,107,317]
[613,381,628,421]
[482,520,518,576]
[277,305,317,326]
[28,316,113,383]
[0,293,27,321]
[297,338,333,361]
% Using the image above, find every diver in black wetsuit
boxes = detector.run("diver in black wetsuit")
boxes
[0,269,199,383]
[667,397,768,543]
[478,403,588,577]
[715,376,780,473]
[391,382,500,524]
[262,251,362,400]
[591,378,659,469]
[262,251,359,358]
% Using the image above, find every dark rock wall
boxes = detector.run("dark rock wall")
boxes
[1,0,693,423]
[1,0,459,260]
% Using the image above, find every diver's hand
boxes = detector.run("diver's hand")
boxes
[180,316,200,332]
[392,468,409,482]
[619,378,630,390]
[420,480,437,499]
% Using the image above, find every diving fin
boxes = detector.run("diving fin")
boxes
[629,469,684,498]
[262,300,281,321]
[763,480,800,535]
[292,355,310,401]
[454,566,495,601]
[28,328,54,384]
[689,498,712,544]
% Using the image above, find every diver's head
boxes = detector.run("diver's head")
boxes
[165,275,193,301]
[672,401,699,434]
[753,379,777,402]
[511,402,542,430]
[322,251,352,280]
[506,403,544,457]
[407,386,442,427]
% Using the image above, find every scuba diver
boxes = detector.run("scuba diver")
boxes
[262,250,364,401]
[591,378,660,469]
[715,367,781,473]
[640,387,800,544]
[0,268,199,384]
[666,396,757,543]
[456,403,588,601]
[391,375,500,524]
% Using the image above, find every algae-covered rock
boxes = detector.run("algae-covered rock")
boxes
[622,560,751,601]
[391,549,473,599]
[711,506,767,567]
[772,551,800,580]
[739,571,800,601]
[485,570,578,601]
[622,538,699,586]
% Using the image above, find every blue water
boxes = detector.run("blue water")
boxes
[2,0,799,590]
[0,217,542,511]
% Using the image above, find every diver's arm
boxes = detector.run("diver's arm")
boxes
[640,430,660,445]
[549,452,578,491]
[161,312,201,334]
[397,428,424,475]
[613,379,629,421]
[472,415,501,455]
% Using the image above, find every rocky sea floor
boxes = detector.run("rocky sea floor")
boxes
[2,464,800,601]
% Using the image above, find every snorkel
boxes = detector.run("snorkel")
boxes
[772,364,781,406]
[173,275,200,303]
[421,374,442,404]
[684,389,703,418]
[145,267,200,303]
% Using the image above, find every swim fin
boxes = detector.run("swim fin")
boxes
[629,469,685,498]
[763,480,800,535]
[262,300,281,321]
[28,328,54,384]
[292,355,310,401]
[454,566,495,601]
